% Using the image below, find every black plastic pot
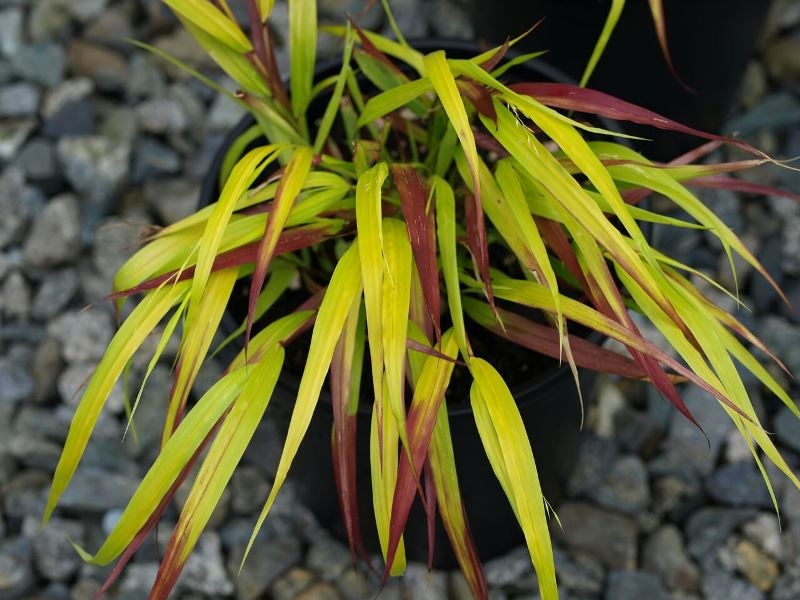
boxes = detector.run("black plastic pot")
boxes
[473,0,773,159]
[200,41,602,568]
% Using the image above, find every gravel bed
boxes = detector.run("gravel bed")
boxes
[1,1,799,599]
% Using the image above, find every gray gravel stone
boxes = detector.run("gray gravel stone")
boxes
[28,0,70,41]
[2,470,49,521]
[57,361,124,413]
[144,178,201,225]
[57,467,140,513]
[554,502,639,570]
[31,517,85,582]
[0,357,35,405]
[65,0,108,22]
[22,194,82,268]
[271,567,315,600]
[0,82,41,118]
[9,433,61,470]
[207,92,246,131]
[229,532,303,600]
[0,167,44,249]
[706,462,774,509]
[131,136,182,182]
[135,97,188,134]
[1,271,31,321]
[741,513,784,562]
[179,532,235,596]
[774,405,800,454]
[701,568,765,600]
[10,43,66,87]
[127,54,167,100]
[57,136,131,204]
[402,562,447,600]
[664,386,735,475]
[0,537,35,600]
[42,78,94,119]
[47,307,114,365]
[642,525,700,592]
[684,507,755,562]
[552,549,603,596]
[15,138,58,184]
[67,40,130,93]
[31,269,79,321]
[92,216,145,280]
[0,7,23,57]
[229,466,270,515]
[566,433,618,497]
[116,562,158,599]
[0,118,36,161]
[483,546,532,588]
[773,565,800,600]
[588,454,650,514]
[605,570,668,600]
[306,534,352,581]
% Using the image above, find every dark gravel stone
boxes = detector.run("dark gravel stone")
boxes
[706,462,774,508]
[41,98,97,139]
[605,570,668,600]
[684,507,755,562]
[554,502,639,570]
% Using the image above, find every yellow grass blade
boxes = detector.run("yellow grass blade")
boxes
[356,162,389,425]
[433,176,469,358]
[243,242,364,563]
[44,280,190,523]
[72,367,249,564]
[370,379,406,575]
[424,51,480,204]
[163,267,239,446]
[164,0,252,53]
[382,218,413,456]
[153,344,285,597]
[470,359,558,599]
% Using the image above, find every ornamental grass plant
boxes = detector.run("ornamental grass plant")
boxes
[45,1,800,598]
